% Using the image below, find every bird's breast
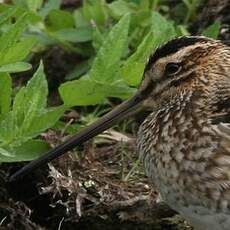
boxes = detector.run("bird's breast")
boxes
[137,96,218,205]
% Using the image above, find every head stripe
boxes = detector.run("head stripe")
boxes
[145,36,210,70]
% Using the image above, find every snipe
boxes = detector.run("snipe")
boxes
[10,36,230,230]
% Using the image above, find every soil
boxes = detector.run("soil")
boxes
[1,136,189,230]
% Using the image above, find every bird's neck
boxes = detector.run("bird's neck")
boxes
[138,88,212,165]
[137,89,216,199]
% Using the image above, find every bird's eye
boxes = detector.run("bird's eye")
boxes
[165,63,181,76]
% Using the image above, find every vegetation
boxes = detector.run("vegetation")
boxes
[0,0,220,163]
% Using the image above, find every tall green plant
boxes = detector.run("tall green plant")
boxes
[0,63,65,162]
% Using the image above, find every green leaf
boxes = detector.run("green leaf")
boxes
[0,147,13,157]
[130,10,152,28]
[11,87,26,129]
[0,111,18,143]
[0,37,36,66]
[39,0,61,18]
[121,12,176,86]
[202,20,221,39]
[73,8,89,28]
[91,24,104,50]
[121,31,155,86]
[0,140,50,162]
[19,62,48,132]
[108,81,136,99]
[0,62,65,154]
[0,13,28,55]
[82,0,107,25]
[122,62,145,86]
[59,14,133,106]
[65,60,91,80]
[52,27,92,43]
[59,79,106,106]
[89,14,130,83]
[139,0,151,10]
[108,0,135,19]
[0,62,32,73]
[151,11,176,45]
[26,0,43,12]
[46,9,75,31]
[0,73,12,120]
[15,62,65,138]
[22,106,65,137]
[24,10,43,24]
[0,6,18,26]
[0,62,47,143]
[59,78,135,106]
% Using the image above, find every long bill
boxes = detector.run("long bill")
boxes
[9,91,146,182]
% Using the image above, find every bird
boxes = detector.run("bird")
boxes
[9,36,230,230]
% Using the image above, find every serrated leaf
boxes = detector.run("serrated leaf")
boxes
[20,62,48,132]
[0,13,28,55]
[0,62,65,161]
[25,62,48,108]
[0,37,37,66]
[0,63,47,143]
[121,31,155,86]
[0,73,12,120]
[0,62,32,73]
[23,105,65,137]
[151,11,176,46]
[121,12,176,87]
[0,140,49,162]
[89,14,130,83]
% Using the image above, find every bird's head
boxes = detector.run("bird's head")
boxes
[139,36,230,109]
[9,36,230,181]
